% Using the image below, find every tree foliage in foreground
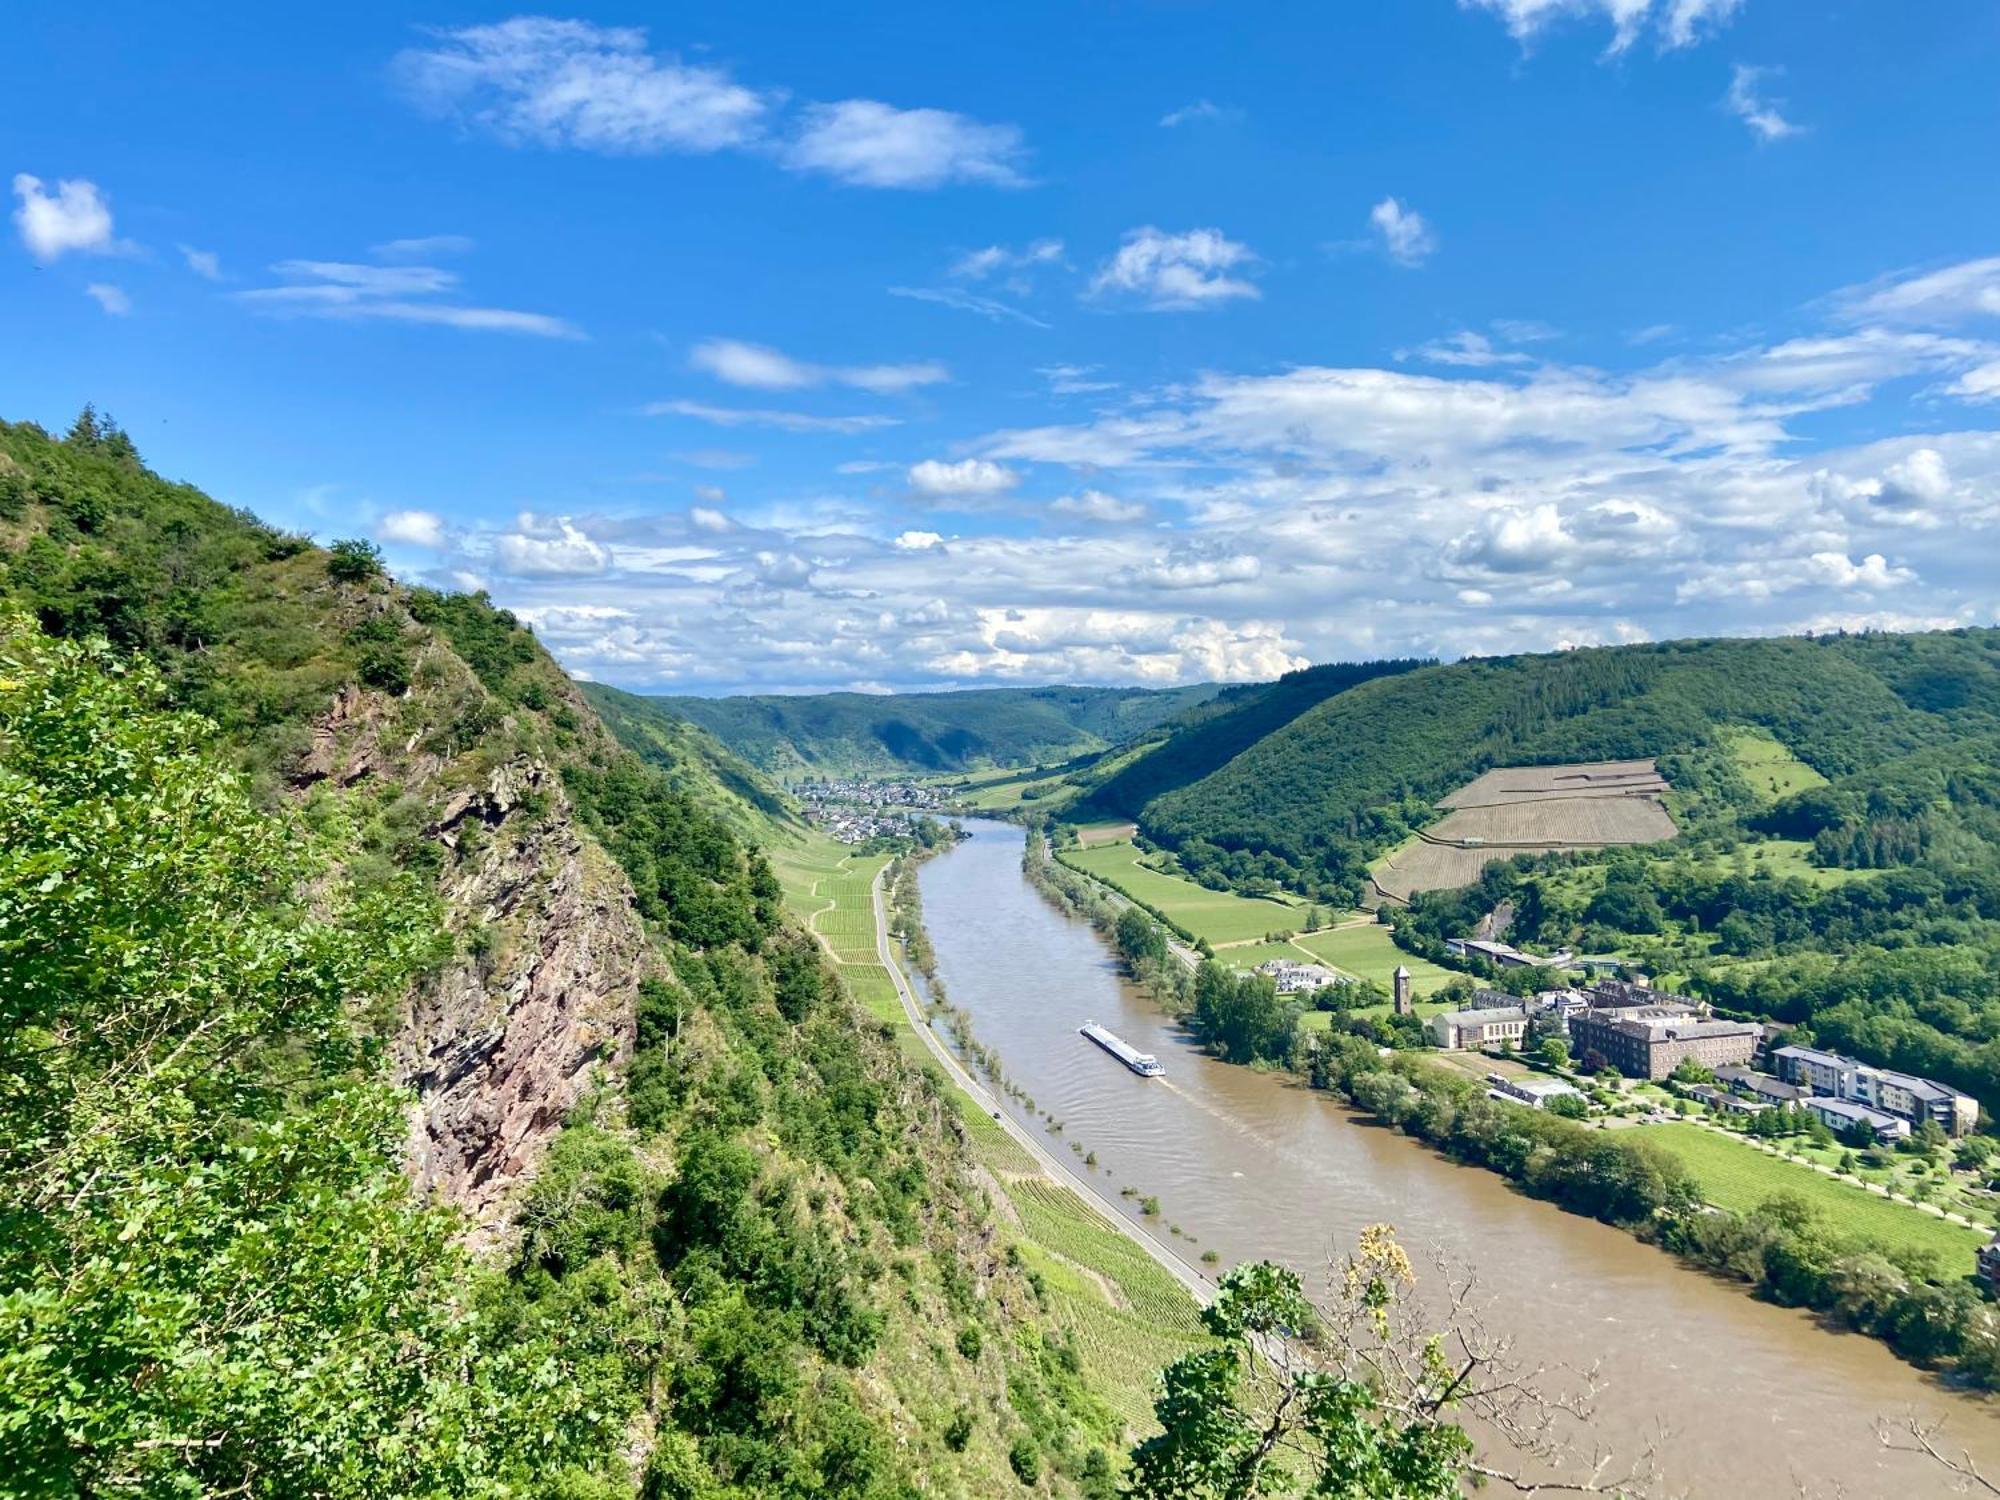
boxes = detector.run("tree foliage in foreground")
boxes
[0,621,625,1498]
[1128,1234,1476,1500]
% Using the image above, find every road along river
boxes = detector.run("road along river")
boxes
[916,818,2000,1498]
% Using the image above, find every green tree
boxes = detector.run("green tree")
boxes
[1128,1232,1481,1499]
[327,536,385,583]
[1536,1036,1570,1070]
[0,621,614,1496]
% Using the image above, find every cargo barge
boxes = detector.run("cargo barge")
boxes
[1079,1020,1165,1077]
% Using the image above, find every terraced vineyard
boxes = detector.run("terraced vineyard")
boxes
[1007,1179,1210,1428]
[1372,759,1677,903]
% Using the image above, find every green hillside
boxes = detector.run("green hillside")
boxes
[581,680,804,842]
[0,412,1167,1497]
[1076,658,1430,820]
[641,681,1222,778]
[1140,635,2000,898]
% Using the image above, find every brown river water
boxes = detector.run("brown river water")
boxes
[916,818,2000,1498]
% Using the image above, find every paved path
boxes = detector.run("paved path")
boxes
[868,864,1215,1307]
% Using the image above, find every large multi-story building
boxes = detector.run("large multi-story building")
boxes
[1430,1005,1530,1050]
[1771,1044,1979,1136]
[1802,1095,1910,1144]
[1568,1007,1759,1081]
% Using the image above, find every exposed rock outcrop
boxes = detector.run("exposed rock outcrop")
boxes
[398,766,646,1233]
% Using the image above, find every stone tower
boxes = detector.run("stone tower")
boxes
[1393,964,1413,1016]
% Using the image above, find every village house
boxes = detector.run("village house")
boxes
[1772,1044,1978,1137]
[1252,959,1342,995]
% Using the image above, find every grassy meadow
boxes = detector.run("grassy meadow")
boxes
[1631,1123,1984,1265]
[1058,840,1303,946]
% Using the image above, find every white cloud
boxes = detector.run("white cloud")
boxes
[394,18,768,153]
[1159,100,1241,127]
[950,238,1063,280]
[908,458,1019,497]
[493,515,611,576]
[690,505,732,532]
[1370,197,1437,266]
[785,100,1027,188]
[1122,547,1263,589]
[894,530,945,551]
[84,283,131,316]
[1954,362,2000,403]
[690,337,946,393]
[238,257,582,338]
[179,244,222,280]
[1040,364,1119,395]
[12,174,120,262]
[1051,489,1147,523]
[1837,257,2000,328]
[378,509,448,548]
[651,399,900,434]
[1461,0,1743,53]
[887,285,1050,328]
[1402,331,1529,367]
[372,234,475,260]
[1089,227,1259,310]
[1726,64,1802,142]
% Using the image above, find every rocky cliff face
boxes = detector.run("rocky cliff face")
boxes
[400,761,646,1232]
[294,653,652,1236]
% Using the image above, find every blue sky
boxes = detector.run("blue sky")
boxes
[7,2,2000,692]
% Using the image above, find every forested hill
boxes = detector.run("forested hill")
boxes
[1138,633,2000,899]
[0,411,1138,1497]
[631,680,1223,778]
[1074,658,1432,820]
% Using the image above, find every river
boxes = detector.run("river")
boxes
[916,818,2000,1498]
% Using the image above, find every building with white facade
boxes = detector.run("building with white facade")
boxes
[1430,1005,1530,1050]
[1772,1045,1978,1136]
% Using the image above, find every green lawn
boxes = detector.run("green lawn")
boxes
[1631,1123,1984,1266]
[1059,840,1303,946]
[1720,725,1828,803]
[1290,924,1458,996]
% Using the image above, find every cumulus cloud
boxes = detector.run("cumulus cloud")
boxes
[690,337,946,393]
[12,174,122,261]
[84,283,131,316]
[651,399,899,433]
[784,100,1027,188]
[1726,64,1802,142]
[1121,546,1263,589]
[378,509,448,548]
[1461,0,1743,53]
[908,458,1019,497]
[1089,227,1259,310]
[493,514,612,576]
[394,18,768,153]
[1050,490,1146,523]
[1370,197,1437,266]
[894,530,945,550]
[238,255,581,337]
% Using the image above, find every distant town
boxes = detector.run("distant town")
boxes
[796,777,953,844]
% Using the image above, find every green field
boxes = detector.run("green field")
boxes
[1721,725,1828,803]
[1059,840,1303,946]
[1632,1123,1983,1266]
[1289,924,1458,996]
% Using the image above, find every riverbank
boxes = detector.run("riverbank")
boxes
[787,830,1211,1433]
[1035,822,2000,1394]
